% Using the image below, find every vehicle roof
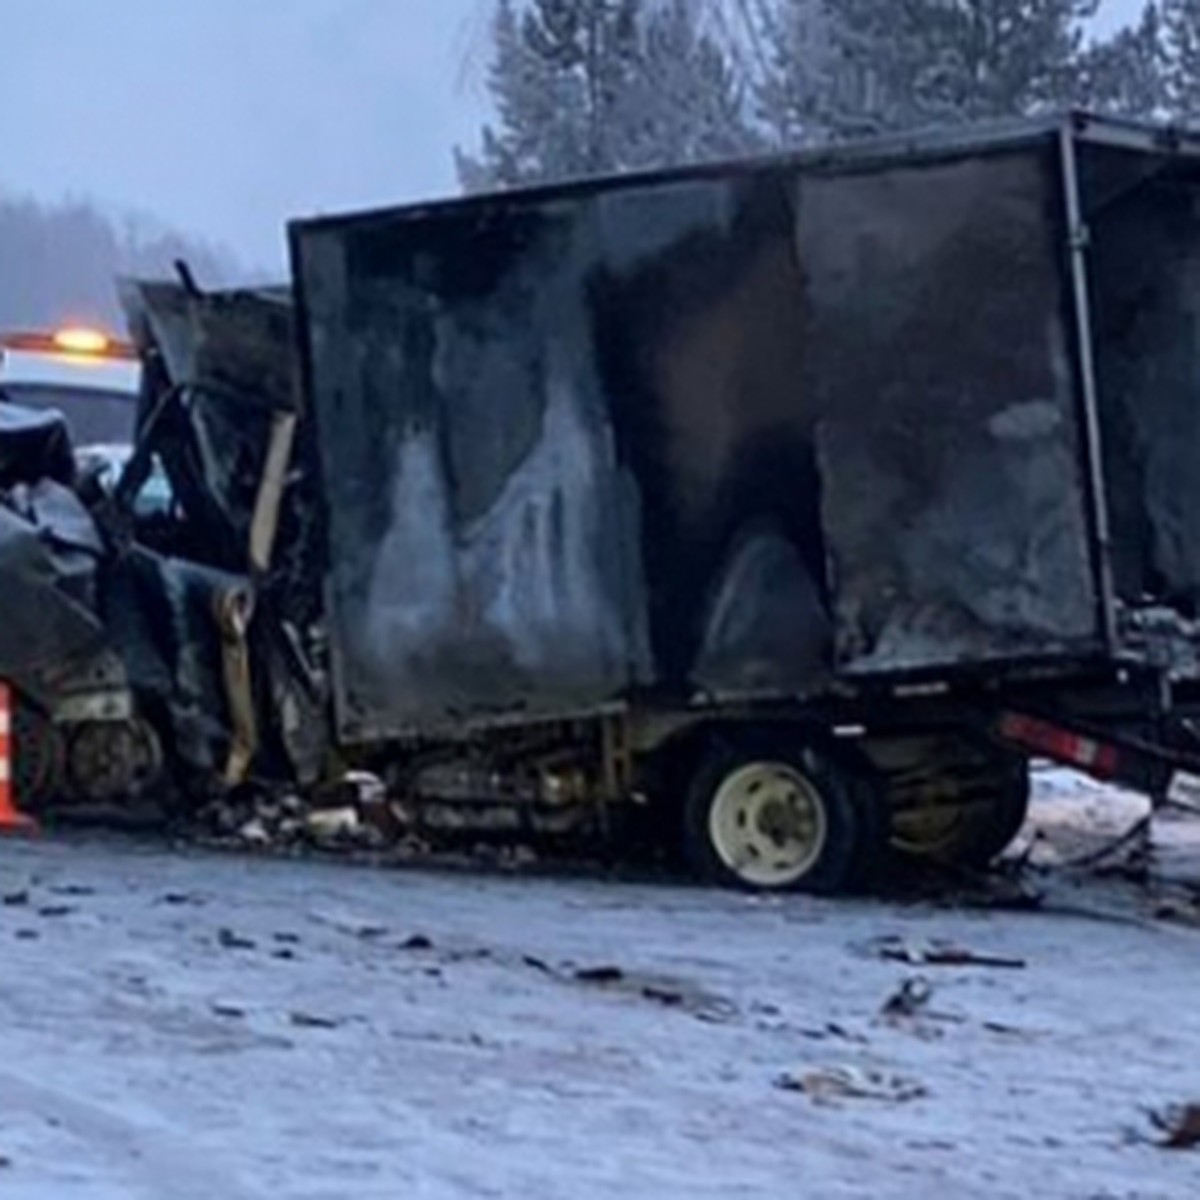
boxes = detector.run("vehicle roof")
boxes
[0,346,140,395]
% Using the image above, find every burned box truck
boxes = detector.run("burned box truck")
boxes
[11,112,1200,891]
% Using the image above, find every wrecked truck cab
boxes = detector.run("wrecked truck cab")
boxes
[113,280,329,793]
[0,397,154,812]
[0,325,221,816]
[0,289,326,820]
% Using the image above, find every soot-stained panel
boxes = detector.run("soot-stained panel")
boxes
[1086,149,1200,615]
[296,139,1103,740]
[797,149,1101,672]
[589,172,833,698]
[297,198,652,739]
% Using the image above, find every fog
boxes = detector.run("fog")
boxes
[0,0,493,272]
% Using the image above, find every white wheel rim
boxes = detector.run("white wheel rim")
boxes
[708,761,829,888]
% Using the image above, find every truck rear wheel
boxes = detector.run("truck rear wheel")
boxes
[888,744,1030,868]
[683,734,876,893]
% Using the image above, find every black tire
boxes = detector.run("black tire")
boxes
[683,732,876,894]
[889,749,1031,869]
[955,763,1031,867]
[841,754,891,891]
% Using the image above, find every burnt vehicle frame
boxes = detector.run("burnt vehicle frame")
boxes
[280,113,1200,881]
[12,111,1200,891]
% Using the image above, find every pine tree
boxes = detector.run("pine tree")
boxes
[815,0,1099,134]
[459,0,756,188]
[740,0,846,144]
[459,0,642,187]
[619,0,761,168]
[457,0,587,188]
[1163,0,1200,119]
[1080,3,1166,118]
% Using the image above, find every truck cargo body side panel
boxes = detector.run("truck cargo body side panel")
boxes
[1085,148,1200,616]
[587,174,833,698]
[296,201,656,740]
[294,141,1104,742]
[795,146,1100,673]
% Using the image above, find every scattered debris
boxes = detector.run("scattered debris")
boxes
[191,778,564,871]
[982,1021,1034,1039]
[916,946,1025,970]
[495,844,539,871]
[344,771,387,807]
[824,1022,862,1042]
[518,953,735,1021]
[217,928,256,951]
[235,817,272,848]
[344,772,402,841]
[1151,1104,1200,1150]
[775,1065,927,1105]
[304,806,363,844]
[880,977,934,1020]
[199,786,402,856]
[289,1011,343,1030]
[1063,815,1153,874]
[1153,893,1200,928]
[870,935,1026,970]
[309,911,389,939]
[641,985,685,1007]
[574,965,624,985]
[999,828,1044,874]
[793,1022,869,1044]
[690,996,740,1025]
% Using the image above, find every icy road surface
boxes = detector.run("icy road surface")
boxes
[2,778,1200,1199]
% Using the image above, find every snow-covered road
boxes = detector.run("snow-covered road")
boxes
[2,783,1199,1199]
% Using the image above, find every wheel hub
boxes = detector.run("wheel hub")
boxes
[709,761,828,887]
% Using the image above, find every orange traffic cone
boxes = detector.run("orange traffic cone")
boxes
[0,683,37,834]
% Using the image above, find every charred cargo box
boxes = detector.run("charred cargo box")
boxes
[290,114,1200,745]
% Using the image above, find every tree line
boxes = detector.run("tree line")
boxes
[460,0,1200,188]
[0,192,237,333]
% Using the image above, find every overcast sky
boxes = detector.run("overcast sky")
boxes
[0,0,1148,274]
[1,0,493,272]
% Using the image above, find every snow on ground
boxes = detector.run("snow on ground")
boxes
[1027,765,1200,888]
[2,773,1200,1199]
